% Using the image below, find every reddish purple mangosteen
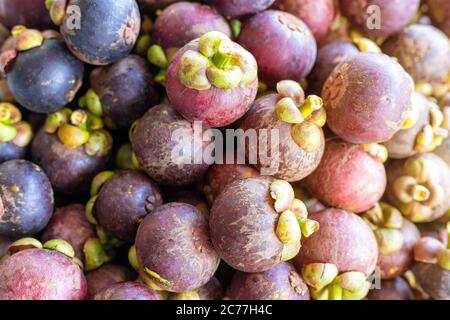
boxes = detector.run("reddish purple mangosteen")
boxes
[228,262,310,300]
[238,10,317,87]
[87,55,160,129]
[94,281,161,300]
[339,0,420,37]
[0,0,54,29]
[152,2,231,50]
[273,0,335,42]
[41,204,96,261]
[196,276,224,300]
[0,238,87,300]
[166,31,258,128]
[0,160,54,238]
[135,203,220,292]
[86,264,136,299]
[426,0,450,37]
[137,0,181,11]
[366,278,415,300]
[47,0,141,65]
[205,0,276,18]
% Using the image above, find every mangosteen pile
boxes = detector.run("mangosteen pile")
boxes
[0,0,450,301]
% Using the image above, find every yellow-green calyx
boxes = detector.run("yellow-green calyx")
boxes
[350,30,381,53]
[169,291,201,300]
[128,245,139,271]
[11,25,44,52]
[360,143,388,163]
[0,102,33,147]
[83,237,112,271]
[43,239,75,258]
[135,16,153,56]
[414,102,448,152]
[44,108,113,156]
[46,0,68,26]
[90,170,115,196]
[363,202,404,255]
[144,267,172,288]
[270,180,319,261]
[178,31,257,90]
[7,237,43,254]
[414,235,450,271]
[392,157,444,222]
[302,263,370,300]
[116,144,140,170]
[146,45,178,85]
[274,80,326,152]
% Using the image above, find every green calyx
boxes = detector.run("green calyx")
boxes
[11,26,44,52]
[83,237,112,271]
[116,144,140,170]
[302,264,370,300]
[350,30,381,53]
[43,239,75,259]
[85,195,98,225]
[128,245,140,271]
[135,34,152,57]
[147,45,178,86]
[8,238,43,254]
[169,291,201,300]
[0,103,33,147]
[179,31,257,90]
[230,19,242,39]
[45,0,68,26]
[144,267,172,287]
[44,108,113,157]
[90,170,115,196]
[364,202,405,255]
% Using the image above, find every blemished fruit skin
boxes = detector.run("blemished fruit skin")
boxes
[305,139,386,213]
[41,204,95,261]
[95,169,163,242]
[93,282,161,300]
[228,262,310,300]
[366,278,415,300]
[152,2,231,50]
[307,40,359,95]
[383,92,430,159]
[86,264,136,300]
[31,129,111,195]
[238,10,317,86]
[273,0,335,41]
[377,220,420,279]
[413,262,450,300]
[0,141,26,164]
[0,0,54,29]
[0,160,54,238]
[197,276,224,300]
[339,0,420,37]
[295,209,379,276]
[60,0,141,65]
[90,55,160,129]
[131,104,210,186]
[6,39,84,114]
[210,178,285,273]
[426,0,450,37]
[166,39,258,128]
[205,0,276,18]
[382,24,450,84]
[136,203,220,292]
[0,249,87,300]
[322,52,414,144]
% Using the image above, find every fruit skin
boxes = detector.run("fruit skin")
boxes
[90,55,160,129]
[94,282,161,300]
[41,204,96,261]
[136,203,220,292]
[434,137,450,167]
[385,153,450,223]
[426,0,450,37]
[131,104,210,186]
[86,264,136,300]
[366,278,415,300]
[413,262,450,300]
[166,37,258,128]
[153,2,231,50]
[238,10,316,87]
[273,0,335,41]
[307,40,359,95]
[384,92,431,159]
[0,248,86,300]
[377,220,420,279]
[305,139,386,213]
[0,0,53,29]
[205,0,275,18]
[31,129,111,195]
[322,52,413,144]
[228,262,310,300]
[197,276,224,300]
[6,39,84,114]
[0,141,26,164]
[95,169,162,242]
[211,178,285,273]
[0,160,54,238]
[381,24,450,84]
[60,0,141,65]
[239,94,325,182]
[203,162,261,205]
[295,209,378,276]
[339,0,420,37]
[137,0,181,11]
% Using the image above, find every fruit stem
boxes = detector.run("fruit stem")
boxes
[211,44,233,70]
